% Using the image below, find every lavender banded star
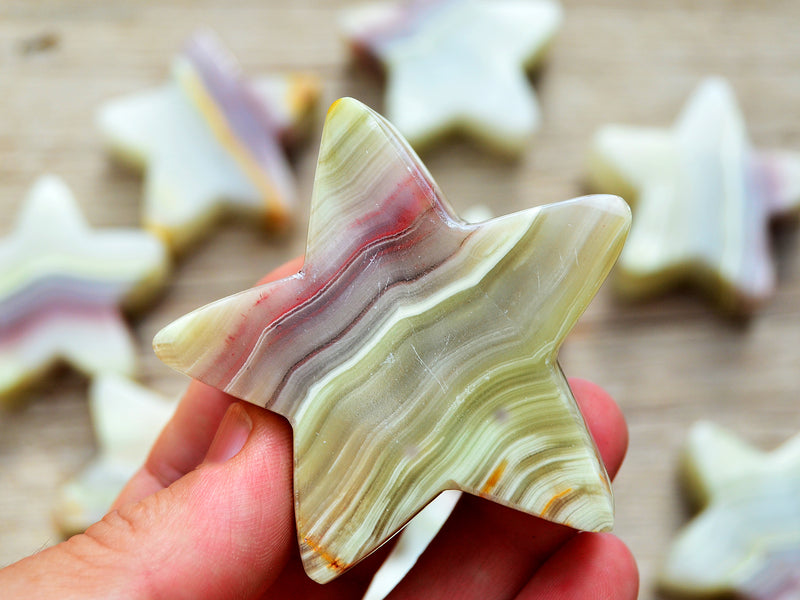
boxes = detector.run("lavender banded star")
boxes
[0,175,167,401]
[154,98,630,583]
[98,30,319,252]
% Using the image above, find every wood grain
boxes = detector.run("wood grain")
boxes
[1,1,799,597]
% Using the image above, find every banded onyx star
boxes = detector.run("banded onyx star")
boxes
[589,77,800,314]
[154,98,630,582]
[98,31,319,252]
[0,176,167,401]
[342,0,562,154]
[660,422,800,599]
[53,374,177,536]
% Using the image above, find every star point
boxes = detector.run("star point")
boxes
[342,0,562,154]
[589,77,800,314]
[660,422,800,599]
[0,175,168,401]
[154,97,630,583]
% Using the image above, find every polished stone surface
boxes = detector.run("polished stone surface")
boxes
[155,97,630,582]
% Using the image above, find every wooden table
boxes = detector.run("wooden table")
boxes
[1,1,799,597]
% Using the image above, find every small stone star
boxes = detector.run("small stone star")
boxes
[589,77,800,314]
[98,31,319,252]
[154,97,630,583]
[53,374,177,536]
[0,175,167,401]
[660,422,800,599]
[342,0,562,154]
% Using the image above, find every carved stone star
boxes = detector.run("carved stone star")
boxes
[342,0,562,154]
[0,175,167,401]
[53,374,177,536]
[154,98,630,583]
[589,77,800,314]
[98,31,319,252]
[660,422,800,599]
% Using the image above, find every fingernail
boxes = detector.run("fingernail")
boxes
[205,403,252,464]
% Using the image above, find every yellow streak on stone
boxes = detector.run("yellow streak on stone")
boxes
[177,65,290,224]
[541,488,573,519]
[304,536,349,574]
[480,459,508,496]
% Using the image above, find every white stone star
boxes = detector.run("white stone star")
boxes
[342,0,562,153]
[660,422,800,599]
[589,77,800,313]
[0,175,167,400]
[53,374,177,536]
[98,31,319,252]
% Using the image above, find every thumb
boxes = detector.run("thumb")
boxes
[1,402,296,600]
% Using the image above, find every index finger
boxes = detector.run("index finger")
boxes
[112,255,305,508]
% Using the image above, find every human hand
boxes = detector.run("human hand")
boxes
[0,257,638,599]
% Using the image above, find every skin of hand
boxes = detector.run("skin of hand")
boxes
[0,256,638,599]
